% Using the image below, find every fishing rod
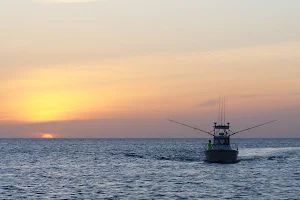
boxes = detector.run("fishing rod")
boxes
[168,119,276,137]
[228,120,277,136]
[168,119,214,136]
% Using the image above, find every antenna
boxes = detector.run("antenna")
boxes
[218,94,221,125]
[217,94,219,125]
[224,97,226,125]
[221,100,223,125]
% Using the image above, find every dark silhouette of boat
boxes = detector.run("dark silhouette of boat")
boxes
[168,98,276,163]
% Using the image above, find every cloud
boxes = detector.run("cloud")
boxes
[198,100,219,107]
[35,0,99,3]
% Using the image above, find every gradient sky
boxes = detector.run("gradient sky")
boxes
[1,0,300,138]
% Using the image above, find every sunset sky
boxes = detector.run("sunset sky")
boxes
[1,0,300,138]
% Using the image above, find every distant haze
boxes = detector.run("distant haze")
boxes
[0,0,300,138]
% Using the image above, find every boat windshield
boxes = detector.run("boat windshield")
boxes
[214,138,230,145]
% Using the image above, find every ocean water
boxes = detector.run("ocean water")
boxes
[0,138,299,199]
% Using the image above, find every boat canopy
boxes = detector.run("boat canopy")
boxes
[214,125,229,130]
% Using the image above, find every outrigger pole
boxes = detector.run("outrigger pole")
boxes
[167,119,214,136]
[228,120,277,136]
[168,119,276,137]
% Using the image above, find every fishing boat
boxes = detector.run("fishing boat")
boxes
[168,99,276,163]
[204,122,238,163]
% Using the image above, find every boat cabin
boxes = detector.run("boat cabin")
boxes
[214,135,230,145]
[212,134,232,150]
[211,123,232,150]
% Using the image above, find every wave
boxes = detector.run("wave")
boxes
[154,155,200,162]
[123,152,202,162]
[123,153,144,159]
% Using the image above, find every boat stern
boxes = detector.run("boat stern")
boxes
[205,150,238,163]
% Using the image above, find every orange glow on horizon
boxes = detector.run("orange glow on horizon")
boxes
[42,133,54,139]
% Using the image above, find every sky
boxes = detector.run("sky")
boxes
[0,0,300,138]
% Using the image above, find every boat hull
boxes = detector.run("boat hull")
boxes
[205,150,238,163]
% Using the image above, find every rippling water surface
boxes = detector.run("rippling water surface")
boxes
[0,138,299,199]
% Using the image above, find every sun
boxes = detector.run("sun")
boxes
[42,133,54,139]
